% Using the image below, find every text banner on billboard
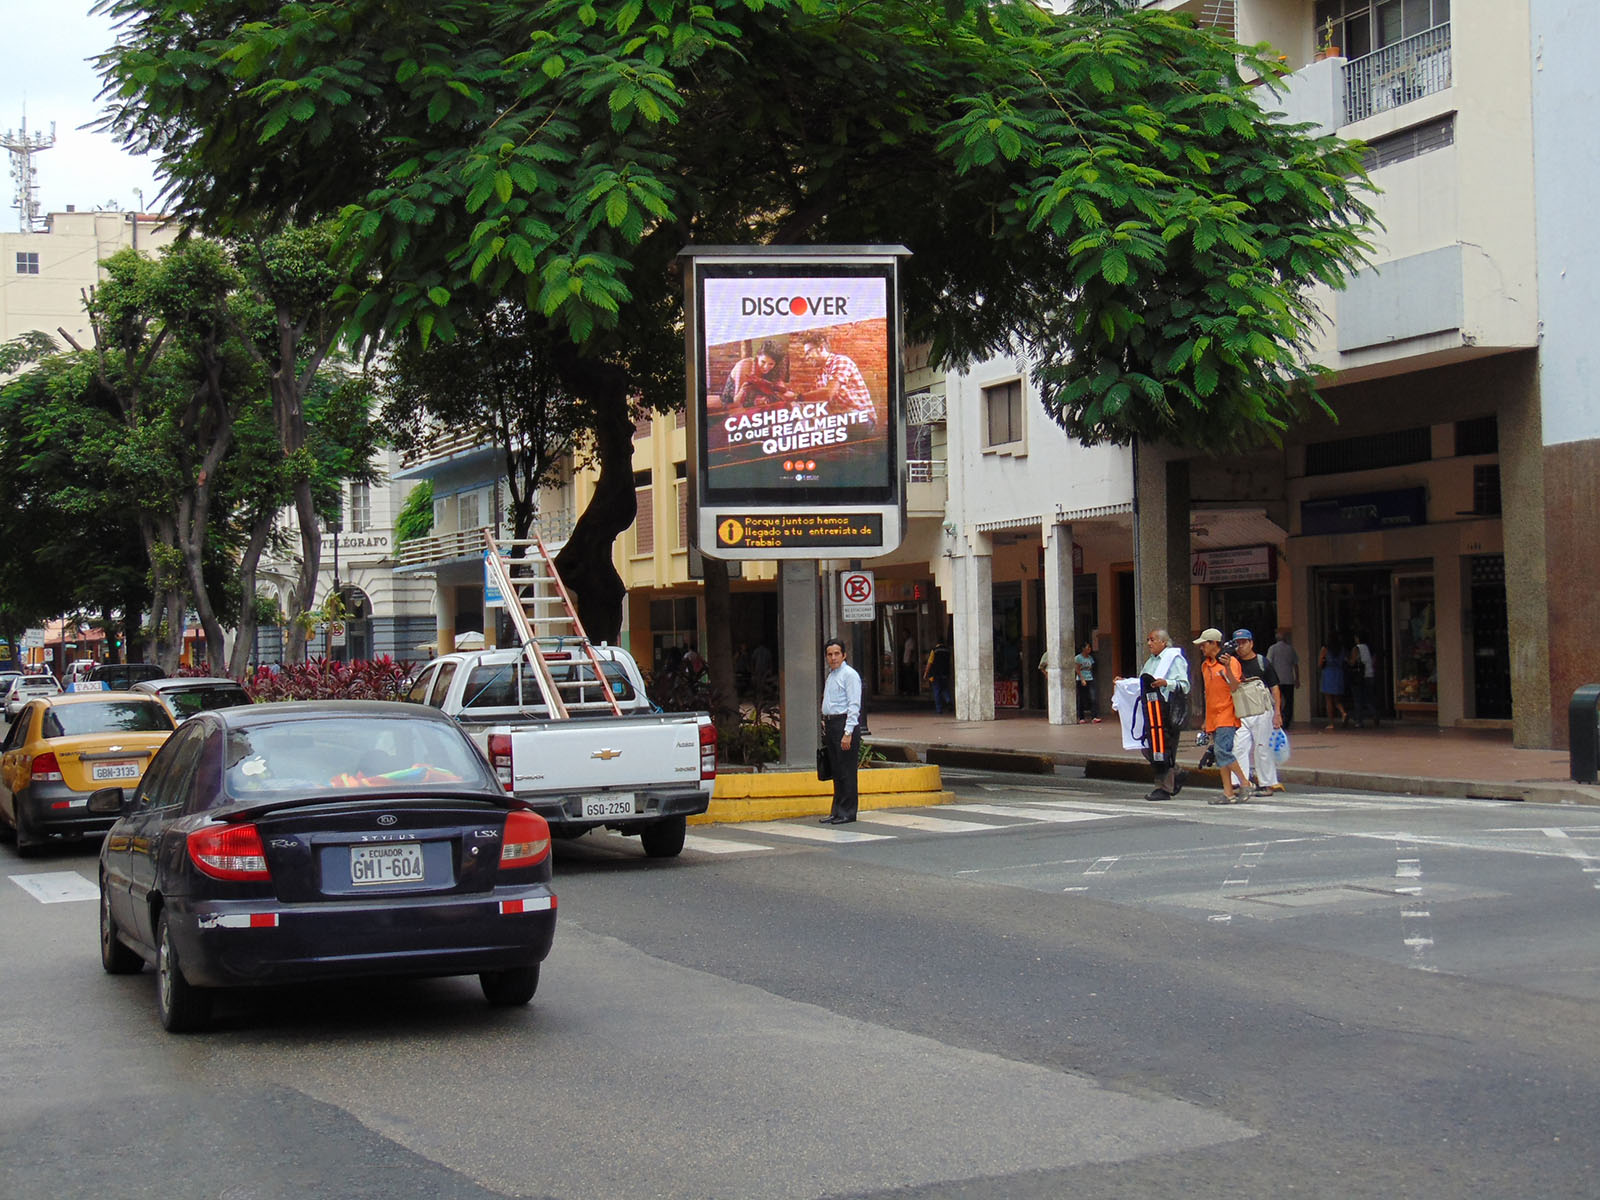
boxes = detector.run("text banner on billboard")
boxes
[682,246,909,561]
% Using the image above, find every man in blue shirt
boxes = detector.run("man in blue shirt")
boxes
[820,637,862,824]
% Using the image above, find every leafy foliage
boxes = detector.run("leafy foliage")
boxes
[394,481,434,544]
[242,655,415,702]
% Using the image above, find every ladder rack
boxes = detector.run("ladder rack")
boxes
[483,531,624,718]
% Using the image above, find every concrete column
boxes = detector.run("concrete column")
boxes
[1135,446,1193,676]
[434,581,457,655]
[952,546,995,721]
[1499,360,1554,747]
[779,560,822,768]
[1042,521,1076,725]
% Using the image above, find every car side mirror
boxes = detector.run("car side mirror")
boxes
[88,787,130,815]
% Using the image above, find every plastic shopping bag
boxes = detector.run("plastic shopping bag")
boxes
[1269,727,1291,765]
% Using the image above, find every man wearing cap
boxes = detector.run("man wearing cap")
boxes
[1195,629,1253,802]
[1232,629,1283,796]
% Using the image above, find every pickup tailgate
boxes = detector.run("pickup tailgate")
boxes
[508,714,708,795]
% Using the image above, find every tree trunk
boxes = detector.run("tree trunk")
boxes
[552,376,635,644]
[284,473,322,662]
[228,508,276,678]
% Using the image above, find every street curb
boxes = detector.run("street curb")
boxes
[867,739,1600,807]
[695,764,954,824]
[926,746,1056,774]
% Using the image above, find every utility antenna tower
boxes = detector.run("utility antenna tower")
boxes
[3,111,56,233]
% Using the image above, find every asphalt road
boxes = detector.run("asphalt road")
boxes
[3,770,1599,1199]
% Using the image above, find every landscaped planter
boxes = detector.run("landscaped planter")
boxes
[693,764,951,824]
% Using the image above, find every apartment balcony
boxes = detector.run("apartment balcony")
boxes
[395,426,499,477]
[394,510,577,571]
[907,458,948,519]
[1343,25,1452,124]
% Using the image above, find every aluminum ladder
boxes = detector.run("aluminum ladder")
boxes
[483,531,624,718]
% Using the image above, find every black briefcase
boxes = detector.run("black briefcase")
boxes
[816,746,833,781]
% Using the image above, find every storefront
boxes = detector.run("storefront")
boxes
[1313,563,1435,722]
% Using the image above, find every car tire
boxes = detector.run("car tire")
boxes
[480,964,540,1006]
[156,912,211,1033]
[100,880,143,975]
[13,799,39,858]
[640,814,687,859]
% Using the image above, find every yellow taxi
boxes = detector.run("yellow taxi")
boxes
[0,692,175,856]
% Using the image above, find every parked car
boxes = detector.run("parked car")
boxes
[3,673,63,720]
[0,692,176,854]
[131,676,254,722]
[84,662,167,691]
[94,700,557,1032]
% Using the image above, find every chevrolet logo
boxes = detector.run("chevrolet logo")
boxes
[591,748,623,760]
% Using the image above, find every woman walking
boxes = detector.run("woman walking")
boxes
[1319,635,1350,729]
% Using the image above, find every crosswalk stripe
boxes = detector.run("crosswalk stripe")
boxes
[682,834,771,854]
[945,803,1124,826]
[8,872,99,904]
[725,822,894,844]
[856,811,1002,834]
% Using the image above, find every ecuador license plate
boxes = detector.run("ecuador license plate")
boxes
[349,842,426,886]
[91,761,140,781]
[582,793,637,819]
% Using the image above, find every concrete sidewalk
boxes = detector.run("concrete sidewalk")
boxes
[858,706,1600,806]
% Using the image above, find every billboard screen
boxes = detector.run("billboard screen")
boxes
[697,261,897,502]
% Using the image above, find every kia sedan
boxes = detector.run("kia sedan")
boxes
[0,692,175,854]
[95,701,557,1032]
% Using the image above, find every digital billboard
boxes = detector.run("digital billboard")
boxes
[684,247,908,559]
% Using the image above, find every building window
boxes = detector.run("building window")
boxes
[348,482,371,533]
[15,252,39,275]
[983,380,1024,449]
[1316,0,1449,59]
[1471,464,1501,516]
[1454,415,1498,457]
[675,463,688,550]
[632,469,654,556]
[458,490,481,531]
[1304,426,1430,475]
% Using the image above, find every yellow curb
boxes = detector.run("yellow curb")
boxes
[692,765,953,825]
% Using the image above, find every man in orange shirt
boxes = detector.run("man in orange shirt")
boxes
[1195,628,1253,803]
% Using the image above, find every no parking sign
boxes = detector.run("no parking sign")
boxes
[841,570,876,623]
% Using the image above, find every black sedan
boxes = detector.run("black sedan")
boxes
[94,701,557,1032]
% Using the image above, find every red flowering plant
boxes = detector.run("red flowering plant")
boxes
[243,657,416,703]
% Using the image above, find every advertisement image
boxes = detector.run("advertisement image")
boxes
[700,270,894,497]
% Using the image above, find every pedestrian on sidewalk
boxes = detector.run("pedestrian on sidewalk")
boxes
[1197,629,1252,802]
[1266,630,1300,727]
[1120,629,1189,802]
[1348,632,1379,728]
[1074,639,1101,724]
[819,637,861,825]
[1231,629,1283,796]
[1319,635,1350,729]
[924,639,953,715]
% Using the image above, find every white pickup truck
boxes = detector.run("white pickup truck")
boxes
[403,646,715,858]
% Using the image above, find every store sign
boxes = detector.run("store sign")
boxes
[1191,545,1276,584]
[1301,488,1427,536]
[995,679,1020,708]
[484,552,504,608]
[841,570,876,622]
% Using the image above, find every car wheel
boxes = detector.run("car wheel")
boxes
[100,880,143,975]
[480,964,540,1006]
[156,912,211,1033]
[640,814,687,858]
[13,799,39,858]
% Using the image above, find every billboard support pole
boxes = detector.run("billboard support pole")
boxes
[779,559,823,769]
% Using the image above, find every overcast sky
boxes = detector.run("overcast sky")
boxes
[0,3,164,226]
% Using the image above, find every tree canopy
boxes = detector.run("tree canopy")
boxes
[94,0,1374,642]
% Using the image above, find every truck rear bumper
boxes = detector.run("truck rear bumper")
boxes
[520,789,710,832]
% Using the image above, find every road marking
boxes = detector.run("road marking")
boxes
[1083,856,1120,875]
[9,872,99,904]
[945,803,1123,826]
[727,822,893,844]
[682,834,771,854]
[1395,840,1437,972]
[857,811,1000,834]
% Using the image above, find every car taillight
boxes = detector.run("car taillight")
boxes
[188,823,272,881]
[487,732,514,792]
[699,716,717,780]
[500,810,550,868]
[30,752,63,782]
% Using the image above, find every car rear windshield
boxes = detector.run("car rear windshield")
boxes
[43,700,175,737]
[166,686,253,718]
[224,716,496,794]
[461,658,636,708]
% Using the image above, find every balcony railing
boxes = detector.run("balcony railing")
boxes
[1344,24,1452,124]
[398,426,496,470]
[907,459,948,484]
[393,510,577,568]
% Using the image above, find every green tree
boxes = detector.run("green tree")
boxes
[95,0,1373,647]
[394,481,434,544]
